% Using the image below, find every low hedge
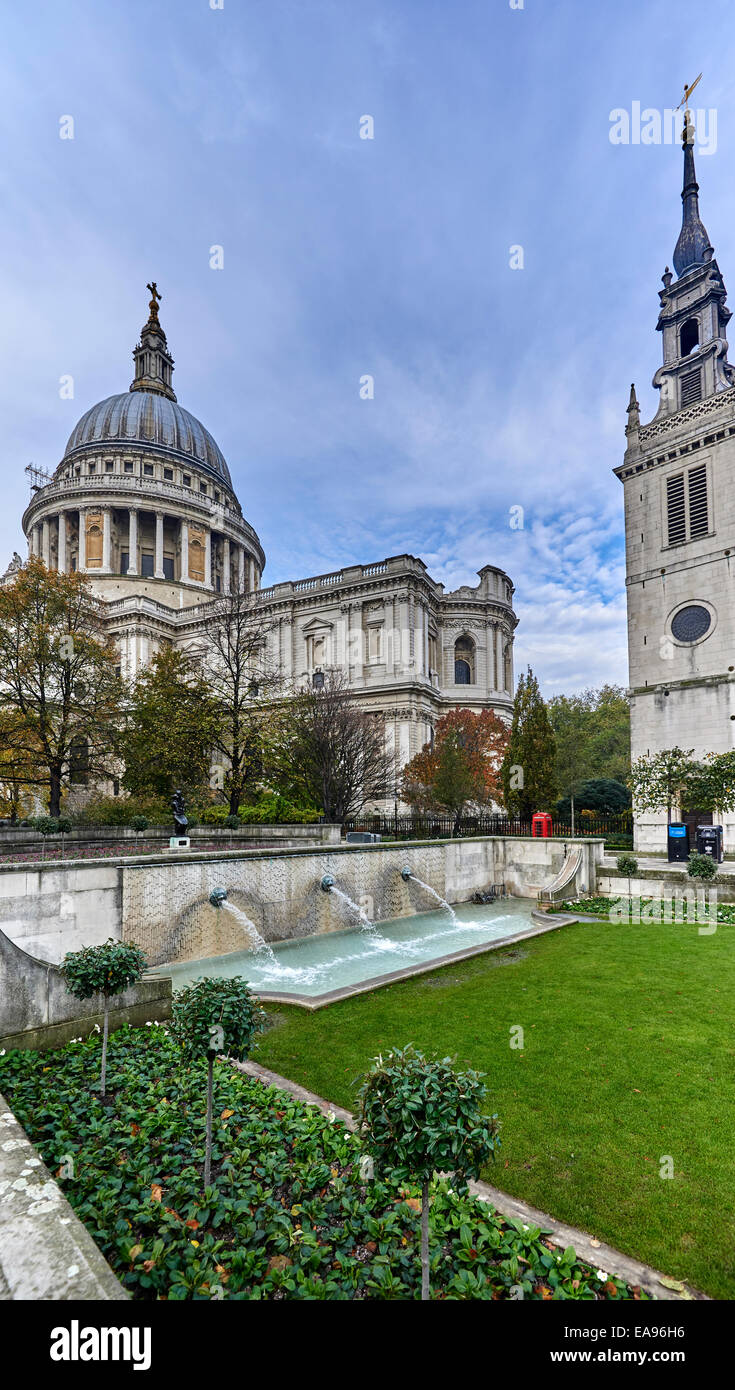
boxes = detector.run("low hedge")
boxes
[0,1028,643,1301]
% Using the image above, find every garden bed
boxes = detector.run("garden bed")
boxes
[548,896,735,923]
[0,1027,643,1301]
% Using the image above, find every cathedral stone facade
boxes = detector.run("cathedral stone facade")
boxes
[618,111,735,851]
[15,285,517,802]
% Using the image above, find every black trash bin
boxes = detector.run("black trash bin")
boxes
[696,825,724,863]
[667,822,689,862]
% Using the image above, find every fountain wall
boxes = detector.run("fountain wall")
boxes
[0,837,604,969]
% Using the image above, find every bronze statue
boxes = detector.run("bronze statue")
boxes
[171,789,188,837]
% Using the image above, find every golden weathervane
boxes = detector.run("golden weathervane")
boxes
[676,72,702,114]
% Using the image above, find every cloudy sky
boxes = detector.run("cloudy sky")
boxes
[1,0,733,695]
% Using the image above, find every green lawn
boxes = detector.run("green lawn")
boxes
[255,918,735,1297]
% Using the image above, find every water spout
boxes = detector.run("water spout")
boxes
[209,888,228,908]
[321,874,335,892]
[400,866,413,881]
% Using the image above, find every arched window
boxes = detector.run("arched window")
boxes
[454,635,475,685]
[680,317,699,357]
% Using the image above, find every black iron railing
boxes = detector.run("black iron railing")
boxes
[343,814,631,841]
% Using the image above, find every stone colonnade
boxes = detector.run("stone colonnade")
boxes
[28,506,258,591]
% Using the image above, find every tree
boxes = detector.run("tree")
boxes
[0,709,43,823]
[61,940,147,1096]
[628,747,695,825]
[501,667,557,820]
[171,977,265,1188]
[121,646,222,801]
[357,1046,500,1300]
[0,558,125,816]
[401,709,508,834]
[548,686,631,831]
[274,669,396,823]
[556,778,631,823]
[192,588,279,816]
[616,853,638,903]
[681,752,735,818]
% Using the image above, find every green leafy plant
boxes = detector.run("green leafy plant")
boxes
[60,939,147,1095]
[687,852,718,883]
[616,853,638,900]
[171,977,265,1187]
[0,1027,643,1301]
[356,1045,500,1300]
[130,814,149,833]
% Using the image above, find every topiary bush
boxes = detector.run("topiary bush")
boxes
[357,1045,500,1300]
[616,853,638,899]
[688,852,718,882]
[60,939,147,1095]
[171,977,265,1187]
[130,814,149,833]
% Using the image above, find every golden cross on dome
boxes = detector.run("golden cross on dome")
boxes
[146,281,161,322]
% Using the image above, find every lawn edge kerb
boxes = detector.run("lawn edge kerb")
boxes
[232,1057,706,1303]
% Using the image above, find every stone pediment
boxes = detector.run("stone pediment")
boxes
[301,616,335,634]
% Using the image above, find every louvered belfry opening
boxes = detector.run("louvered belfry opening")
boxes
[666,465,708,546]
[667,473,686,545]
[680,367,702,407]
[688,463,708,537]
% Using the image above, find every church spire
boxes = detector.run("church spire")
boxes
[129,282,176,401]
[672,110,713,277]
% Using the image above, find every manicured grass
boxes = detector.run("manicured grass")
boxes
[255,918,735,1297]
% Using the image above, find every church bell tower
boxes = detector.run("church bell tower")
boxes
[616,106,735,851]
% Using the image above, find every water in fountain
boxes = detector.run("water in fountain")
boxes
[221,900,279,965]
[328,885,378,933]
[406,875,458,924]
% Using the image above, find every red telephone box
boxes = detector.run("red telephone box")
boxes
[531,811,552,838]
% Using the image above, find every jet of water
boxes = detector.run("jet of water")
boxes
[406,875,458,924]
[328,885,378,933]
[221,900,279,965]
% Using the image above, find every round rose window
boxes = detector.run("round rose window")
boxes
[671,605,711,643]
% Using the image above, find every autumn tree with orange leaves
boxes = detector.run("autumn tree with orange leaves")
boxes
[401,708,509,834]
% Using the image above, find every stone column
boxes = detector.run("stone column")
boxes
[496,626,505,693]
[154,512,165,579]
[238,546,246,592]
[180,518,188,582]
[204,528,212,589]
[58,512,67,574]
[78,509,87,571]
[223,536,231,594]
[102,508,112,573]
[350,601,363,680]
[247,556,255,592]
[414,600,425,674]
[41,518,51,567]
[127,508,138,575]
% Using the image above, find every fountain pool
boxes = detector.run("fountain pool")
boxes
[153,898,550,1006]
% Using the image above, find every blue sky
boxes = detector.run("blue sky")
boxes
[1,0,733,695]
